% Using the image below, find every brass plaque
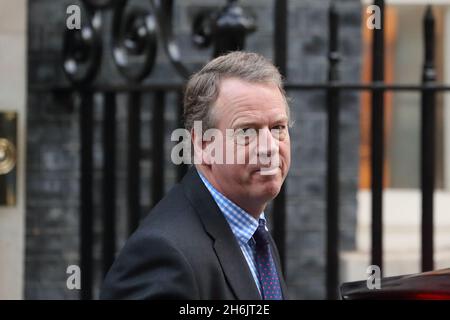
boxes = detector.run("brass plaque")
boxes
[0,112,17,206]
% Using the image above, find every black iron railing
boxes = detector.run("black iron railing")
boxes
[370,0,385,278]
[29,0,443,300]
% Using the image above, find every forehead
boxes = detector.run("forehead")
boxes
[215,78,287,125]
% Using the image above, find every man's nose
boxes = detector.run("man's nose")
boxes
[257,128,279,158]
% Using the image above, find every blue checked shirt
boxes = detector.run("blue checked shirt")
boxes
[198,170,266,294]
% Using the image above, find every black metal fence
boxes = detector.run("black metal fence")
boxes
[30,0,446,300]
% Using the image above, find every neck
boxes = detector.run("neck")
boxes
[196,165,266,219]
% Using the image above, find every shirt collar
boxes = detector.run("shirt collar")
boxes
[197,169,266,246]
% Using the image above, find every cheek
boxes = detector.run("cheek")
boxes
[218,164,248,181]
[233,165,254,186]
[280,140,291,167]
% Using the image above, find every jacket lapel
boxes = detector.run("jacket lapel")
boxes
[181,167,261,300]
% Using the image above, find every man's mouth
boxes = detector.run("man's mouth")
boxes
[255,166,280,176]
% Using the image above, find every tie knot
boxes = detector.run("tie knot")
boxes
[258,219,266,228]
[253,219,270,247]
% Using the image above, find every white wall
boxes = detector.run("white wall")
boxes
[0,0,27,299]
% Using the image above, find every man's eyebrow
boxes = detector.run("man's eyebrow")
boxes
[272,116,289,123]
[231,120,260,128]
[232,115,289,128]
[230,114,263,128]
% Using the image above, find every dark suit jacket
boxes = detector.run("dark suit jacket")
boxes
[100,167,288,299]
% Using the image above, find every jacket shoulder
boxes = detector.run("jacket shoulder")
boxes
[100,183,209,299]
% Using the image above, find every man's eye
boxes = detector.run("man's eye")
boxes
[234,128,257,145]
[272,125,286,130]
[236,127,255,135]
[271,125,287,140]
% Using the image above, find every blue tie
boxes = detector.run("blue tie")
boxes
[253,219,283,300]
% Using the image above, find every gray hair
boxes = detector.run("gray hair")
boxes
[183,51,290,132]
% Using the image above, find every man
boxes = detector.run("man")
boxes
[100,51,291,300]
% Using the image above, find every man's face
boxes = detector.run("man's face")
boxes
[205,77,291,209]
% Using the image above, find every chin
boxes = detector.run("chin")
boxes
[257,181,282,201]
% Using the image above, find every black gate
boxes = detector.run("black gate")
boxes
[30,0,445,300]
